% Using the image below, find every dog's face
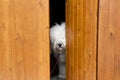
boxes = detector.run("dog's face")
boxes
[51,35,66,54]
[50,23,66,54]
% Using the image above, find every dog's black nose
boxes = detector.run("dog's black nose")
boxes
[58,43,62,47]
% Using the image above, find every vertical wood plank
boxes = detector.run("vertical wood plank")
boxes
[0,0,49,80]
[98,0,120,80]
[66,0,98,80]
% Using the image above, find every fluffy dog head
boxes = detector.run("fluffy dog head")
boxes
[50,22,66,54]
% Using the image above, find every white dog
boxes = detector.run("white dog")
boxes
[50,22,66,80]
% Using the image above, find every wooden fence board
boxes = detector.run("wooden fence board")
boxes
[98,0,120,80]
[0,0,49,80]
[66,0,98,80]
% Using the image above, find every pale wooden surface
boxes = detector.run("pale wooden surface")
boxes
[66,0,98,80]
[0,0,50,80]
[98,0,120,80]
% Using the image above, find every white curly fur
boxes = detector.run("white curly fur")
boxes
[50,22,66,54]
[50,22,66,80]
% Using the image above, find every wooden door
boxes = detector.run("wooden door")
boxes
[0,0,50,80]
[66,0,98,80]
[98,0,120,80]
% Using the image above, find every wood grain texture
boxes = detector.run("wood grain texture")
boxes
[98,0,120,80]
[66,0,98,80]
[0,0,50,80]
